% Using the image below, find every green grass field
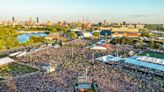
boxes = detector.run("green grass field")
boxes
[0,63,38,79]
[0,54,8,58]
[138,52,164,59]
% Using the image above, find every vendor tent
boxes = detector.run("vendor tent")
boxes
[91,46,107,50]
[0,57,15,66]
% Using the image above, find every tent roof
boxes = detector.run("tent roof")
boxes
[0,57,15,66]
[91,46,107,50]
[96,55,124,62]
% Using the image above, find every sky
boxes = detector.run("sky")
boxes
[0,0,164,23]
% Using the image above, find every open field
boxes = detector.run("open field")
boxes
[138,52,164,59]
[0,63,38,80]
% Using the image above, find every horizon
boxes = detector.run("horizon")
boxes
[0,0,164,24]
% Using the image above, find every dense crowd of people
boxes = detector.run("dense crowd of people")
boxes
[0,39,164,92]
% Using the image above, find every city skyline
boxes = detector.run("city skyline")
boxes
[0,0,164,23]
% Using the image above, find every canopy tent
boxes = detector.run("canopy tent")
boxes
[95,55,124,63]
[100,30,112,36]
[96,55,114,62]
[126,57,164,71]
[91,46,107,50]
[9,51,21,57]
[136,56,164,65]
[0,57,15,66]
[82,32,93,38]
[108,57,124,62]
[16,51,27,57]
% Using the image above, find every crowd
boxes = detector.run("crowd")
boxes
[0,40,164,92]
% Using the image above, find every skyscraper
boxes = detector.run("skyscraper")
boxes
[29,16,32,23]
[104,19,108,26]
[12,17,15,22]
[36,17,39,23]
[123,21,126,25]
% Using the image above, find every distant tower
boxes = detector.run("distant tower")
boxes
[82,16,85,24]
[12,17,15,22]
[123,21,126,25]
[98,22,103,26]
[36,17,39,23]
[29,16,32,23]
[104,19,108,26]
[47,21,52,26]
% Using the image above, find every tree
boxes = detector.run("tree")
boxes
[93,32,100,37]
[127,38,133,45]
[68,32,77,39]
[149,40,154,48]
[30,36,47,43]
[135,40,144,48]
[45,25,68,33]
[0,39,5,50]
[121,37,127,44]
[0,27,19,50]
[114,37,121,44]
[154,43,162,50]
[139,29,151,37]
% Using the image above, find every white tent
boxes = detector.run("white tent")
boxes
[162,60,164,65]
[0,57,15,66]
[108,57,124,62]
[95,57,108,62]
[82,32,93,38]
[16,51,27,57]
[156,59,161,64]
[91,46,107,50]
[95,55,121,63]
[152,58,156,63]
[10,51,21,57]
[138,56,164,65]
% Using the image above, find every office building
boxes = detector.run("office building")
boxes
[12,17,15,22]
[36,17,39,23]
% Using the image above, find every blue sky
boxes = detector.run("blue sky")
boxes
[0,0,164,23]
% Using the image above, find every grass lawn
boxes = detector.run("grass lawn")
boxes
[138,52,164,59]
[0,63,38,79]
[0,54,8,58]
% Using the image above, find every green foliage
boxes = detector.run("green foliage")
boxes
[21,41,32,46]
[138,52,164,59]
[29,36,47,43]
[45,25,68,33]
[154,42,162,50]
[126,38,133,45]
[139,29,151,37]
[114,37,121,44]
[149,40,154,48]
[0,63,38,78]
[121,37,127,44]
[135,40,144,49]
[93,32,100,37]
[0,25,68,51]
[20,25,68,33]
[0,27,19,50]
[45,26,57,33]
[68,32,78,39]
[112,37,134,45]
[147,41,162,50]
[145,24,164,31]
